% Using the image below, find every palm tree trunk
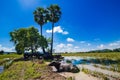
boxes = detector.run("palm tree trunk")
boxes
[42,48,46,53]
[50,22,54,55]
[31,45,34,53]
[40,25,46,54]
[40,25,42,36]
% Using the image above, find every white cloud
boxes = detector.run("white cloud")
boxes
[54,43,82,52]
[56,43,65,48]
[74,46,79,49]
[67,44,73,47]
[67,38,75,42]
[53,26,63,33]
[109,43,119,47]
[54,40,120,53]
[97,44,105,49]
[46,26,69,35]
[80,41,91,46]
[62,31,69,35]
[107,41,120,49]
[0,45,15,52]
[94,40,120,50]
[46,30,52,33]
[56,43,73,49]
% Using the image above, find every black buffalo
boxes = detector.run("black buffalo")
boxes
[48,61,80,73]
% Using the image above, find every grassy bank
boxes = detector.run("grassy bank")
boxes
[0,60,46,80]
[0,60,66,80]
[0,54,66,80]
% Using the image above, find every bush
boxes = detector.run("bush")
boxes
[0,50,4,55]
[67,76,75,80]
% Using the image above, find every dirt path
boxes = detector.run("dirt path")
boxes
[59,71,101,80]
[78,64,120,78]
[20,62,25,80]
[59,64,120,80]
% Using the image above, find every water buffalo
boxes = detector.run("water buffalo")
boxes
[24,52,43,60]
[49,61,61,72]
[48,61,80,73]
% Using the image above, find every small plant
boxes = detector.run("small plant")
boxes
[93,64,98,67]
[67,76,75,80]
[4,60,13,69]
[66,60,72,63]
[103,76,109,80]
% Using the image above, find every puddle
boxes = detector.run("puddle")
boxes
[63,56,117,66]
[0,66,4,73]
[64,56,92,65]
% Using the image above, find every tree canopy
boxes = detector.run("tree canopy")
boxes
[10,26,48,54]
[33,7,49,36]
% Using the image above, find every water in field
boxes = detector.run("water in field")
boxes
[0,66,4,73]
[64,56,118,66]
[64,56,93,65]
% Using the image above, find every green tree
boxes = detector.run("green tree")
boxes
[33,7,48,53]
[113,48,120,52]
[0,50,4,55]
[10,27,48,54]
[47,4,62,55]
[15,43,24,54]
[10,28,28,54]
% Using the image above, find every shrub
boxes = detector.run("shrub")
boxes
[0,50,4,55]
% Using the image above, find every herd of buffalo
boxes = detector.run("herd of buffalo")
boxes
[23,52,80,73]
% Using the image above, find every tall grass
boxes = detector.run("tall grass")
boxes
[61,52,120,60]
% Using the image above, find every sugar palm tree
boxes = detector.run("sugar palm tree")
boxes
[47,4,62,55]
[33,7,47,36]
[33,7,48,53]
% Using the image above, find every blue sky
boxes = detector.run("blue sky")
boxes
[0,0,120,52]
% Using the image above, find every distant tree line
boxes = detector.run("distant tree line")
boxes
[0,50,4,55]
[87,48,120,53]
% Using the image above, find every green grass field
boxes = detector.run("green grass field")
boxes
[61,52,120,60]
[0,53,22,60]
[0,53,22,65]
